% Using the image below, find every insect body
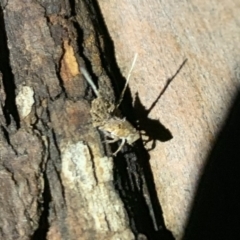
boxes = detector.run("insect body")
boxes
[80,54,139,155]
[99,117,140,153]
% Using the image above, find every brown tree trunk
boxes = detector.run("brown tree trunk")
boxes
[0,1,126,240]
[0,1,168,240]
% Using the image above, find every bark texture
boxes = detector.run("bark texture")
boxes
[0,1,137,239]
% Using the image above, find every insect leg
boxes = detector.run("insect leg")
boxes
[113,138,126,156]
[103,138,119,144]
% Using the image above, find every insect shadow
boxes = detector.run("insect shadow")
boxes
[134,59,187,150]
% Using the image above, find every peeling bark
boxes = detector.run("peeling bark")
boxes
[0,1,169,240]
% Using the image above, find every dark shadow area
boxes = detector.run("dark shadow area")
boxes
[31,171,51,240]
[81,0,127,103]
[134,59,187,150]
[114,142,175,240]
[183,89,240,240]
[0,7,20,128]
[81,1,176,239]
[134,92,172,148]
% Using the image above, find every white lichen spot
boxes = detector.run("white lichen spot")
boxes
[61,141,97,191]
[60,141,134,236]
[16,86,34,118]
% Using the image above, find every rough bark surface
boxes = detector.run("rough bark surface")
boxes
[0,0,145,239]
[98,0,240,239]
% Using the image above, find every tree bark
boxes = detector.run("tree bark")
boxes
[0,1,153,239]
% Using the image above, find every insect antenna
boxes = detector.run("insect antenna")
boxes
[80,67,100,97]
[116,53,138,108]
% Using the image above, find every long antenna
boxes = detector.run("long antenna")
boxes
[116,53,138,108]
[80,67,99,97]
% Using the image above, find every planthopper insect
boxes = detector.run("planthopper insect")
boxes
[80,54,139,155]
